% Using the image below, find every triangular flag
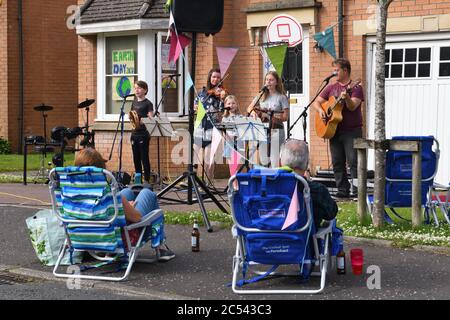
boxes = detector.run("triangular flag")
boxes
[281,184,300,230]
[313,27,336,59]
[168,30,191,64]
[209,127,223,166]
[166,11,175,41]
[229,149,241,177]
[194,100,206,129]
[184,72,194,96]
[216,47,239,76]
[164,0,173,12]
[265,44,288,77]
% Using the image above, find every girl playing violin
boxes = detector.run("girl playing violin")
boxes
[193,68,228,183]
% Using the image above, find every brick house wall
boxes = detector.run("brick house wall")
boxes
[308,0,450,172]
[76,0,450,178]
[1,0,78,152]
[0,1,9,141]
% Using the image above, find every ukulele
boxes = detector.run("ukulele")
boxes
[314,79,361,139]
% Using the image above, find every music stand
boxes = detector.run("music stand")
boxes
[235,117,267,142]
[235,117,267,169]
[142,115,175,188]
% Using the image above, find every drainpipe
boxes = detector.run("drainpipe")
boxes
[338,0,344,58]
[18,0,24,153]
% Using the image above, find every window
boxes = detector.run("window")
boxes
[439,46,450,77]
[105,35,138,114]
[158,35,180,114]
[282,44,303,94]
[384,47,431,79]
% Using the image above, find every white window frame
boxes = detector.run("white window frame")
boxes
[156,32,189,117]
[97,31,156,121]
[384,45,433,80]
[439,45,450,78]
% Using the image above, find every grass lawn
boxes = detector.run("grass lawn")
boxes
[166,202,450,248]
[0,153,75,172]
[338,201,450,247]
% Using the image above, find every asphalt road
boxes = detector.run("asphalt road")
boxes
[1,205,450,301]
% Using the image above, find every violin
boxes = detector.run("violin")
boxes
[207,86,227,100]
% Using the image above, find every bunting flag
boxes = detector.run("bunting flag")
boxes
[265,44,288,76]
[194,100,206,129]
[281,183,300,230]
[184,72,194,96]
[216,47,239,76]
[168,29,191,64]
[229,149,241,177]
[166,11,175,41]
[313,27,336,59]
[164,0,173,12]
[209,127,223,166]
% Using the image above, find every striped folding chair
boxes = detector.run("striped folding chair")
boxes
[48,166,164,281]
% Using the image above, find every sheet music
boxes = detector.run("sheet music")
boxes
[235,117,267,141]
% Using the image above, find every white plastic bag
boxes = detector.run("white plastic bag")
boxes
[26,209,83,266]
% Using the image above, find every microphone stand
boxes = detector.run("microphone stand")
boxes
[288,77,332,140]
[109,95,133,186]
[255,108,283,167]
[156,32,228,232]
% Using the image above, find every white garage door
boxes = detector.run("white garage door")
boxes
[368,38,450,185]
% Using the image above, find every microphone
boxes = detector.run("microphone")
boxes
[168,73,181,77]
[324,71,338,82]
[259,85,268,93]
[124,93,135,98]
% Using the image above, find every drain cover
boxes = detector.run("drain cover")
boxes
[0,271,39,286]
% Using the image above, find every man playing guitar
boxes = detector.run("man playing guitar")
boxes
[312,58,364,198]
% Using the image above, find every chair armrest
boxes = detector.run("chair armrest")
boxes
[314,219,334,240]
[125,209,163,230]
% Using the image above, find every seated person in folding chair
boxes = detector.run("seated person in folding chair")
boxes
[74,148,175,262]
[280,139,338,227]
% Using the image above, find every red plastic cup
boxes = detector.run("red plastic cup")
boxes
[350,248,364,275]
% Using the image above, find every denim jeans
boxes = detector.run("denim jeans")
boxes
[119,187,159,218]
[119,187,164,247]
[329,128,362,194]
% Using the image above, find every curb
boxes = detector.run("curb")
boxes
[0,264,196,300]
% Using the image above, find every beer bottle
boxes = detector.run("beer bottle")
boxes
[191,220,200,252]
[336,246,346,275]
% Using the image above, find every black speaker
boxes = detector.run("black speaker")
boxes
[172,0,224,34]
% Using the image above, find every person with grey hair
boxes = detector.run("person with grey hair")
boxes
[280,139,338,227]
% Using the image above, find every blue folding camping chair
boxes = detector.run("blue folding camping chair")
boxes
[367,136,441,225]
[48,166,164,281]
[228,168,341,294]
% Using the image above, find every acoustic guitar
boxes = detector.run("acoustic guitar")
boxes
[314,80,361,139]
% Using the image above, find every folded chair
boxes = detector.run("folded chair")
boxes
[227,168,340,294]
[429,183,450,225]
[48,166,164,281]
[367,136,441,225]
